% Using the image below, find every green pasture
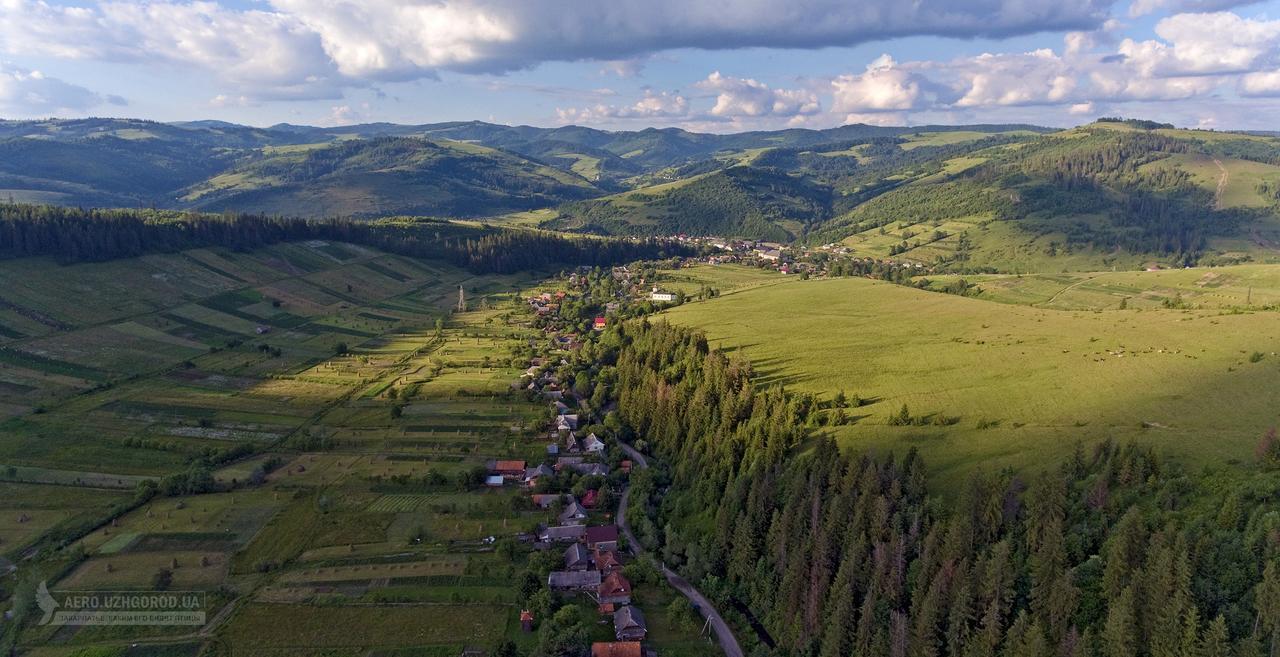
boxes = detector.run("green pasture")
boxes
[663,276,1280,488]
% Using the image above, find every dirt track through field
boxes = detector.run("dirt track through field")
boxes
[1213,158,1228,210]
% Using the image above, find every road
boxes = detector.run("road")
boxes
[616,442,745,657]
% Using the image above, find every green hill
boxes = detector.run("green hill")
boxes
[547,165,832,240]
[182,136,601,218]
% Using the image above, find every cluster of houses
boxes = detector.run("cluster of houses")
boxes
[542,510,647,650]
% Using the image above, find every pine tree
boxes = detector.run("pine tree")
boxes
[1199,615,1229,657]
[1102,586,1138,657]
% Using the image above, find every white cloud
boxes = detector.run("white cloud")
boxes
[697,72,820,118]
[1118,12,1280,77]
[556,89,690,123]
[1239,69,1280,96]
[0,0,343,100]
[0,65,109,116]
[831,55,922,112]
[953,50,1077,107]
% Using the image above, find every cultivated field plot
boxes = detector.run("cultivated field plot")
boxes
[220,603,509,655]
[0,482,129,557]
[6,260,560,654]
[657,263,784,296]
[664,276,1280,487]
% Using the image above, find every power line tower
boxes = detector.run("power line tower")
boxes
[457,285,466,313]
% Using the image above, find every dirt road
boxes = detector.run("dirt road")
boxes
[616,442,744,657]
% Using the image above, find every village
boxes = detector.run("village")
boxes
[478,275,672,657]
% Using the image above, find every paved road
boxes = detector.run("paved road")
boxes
[617,442,745,657]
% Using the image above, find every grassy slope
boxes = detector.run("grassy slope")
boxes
[662,271,1280,488]
[926,263,1280,310]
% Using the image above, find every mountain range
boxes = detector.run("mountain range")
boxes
[5,116,1280,268]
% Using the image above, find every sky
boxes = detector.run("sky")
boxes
[2,0,1280,132]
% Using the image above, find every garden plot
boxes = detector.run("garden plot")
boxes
[60,551,229,589]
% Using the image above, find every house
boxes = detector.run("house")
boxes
[583,433,606,454]
[255,325,271,335]
[613,605,647,641]
[540,525,587,543]
[554,400,570,414]
[758,248,782,261]
[524,464,555,487]
[620,460,633,475]
[492,460,526,479]
[530,494,565,509]
[585,525,620,551]
[555,416,573,432]
[556,456,585,471]
[597,602,617,616]
[591,642,642,657]
[593,317,607,331]
[564,542,592,571]
[564,433,582,453]
[598,571,632,605]
[546,443,560,456]
[562,414,580,431]
[580,489,599,508]
[649,288,677,303]
[548,570,601,591]
[594,548,623,575]
[521,610,534,633]
[571,462,609,478]
[484,475,505,487]
[559,501,588,525]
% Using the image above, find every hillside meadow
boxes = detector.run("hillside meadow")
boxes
[662,273,1280,487]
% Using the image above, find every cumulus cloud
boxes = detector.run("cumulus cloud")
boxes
[831,55,923,113]
[0,0,1113,99]
[556,89,690,123]
[0,65,108,116]
[1117,12,1280,77]
[697,72,820,118]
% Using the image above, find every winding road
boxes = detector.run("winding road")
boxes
[616,442,744,657]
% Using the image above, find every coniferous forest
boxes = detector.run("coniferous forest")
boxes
[0,204,688,273]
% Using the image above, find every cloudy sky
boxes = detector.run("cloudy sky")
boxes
[1,0,1280,131]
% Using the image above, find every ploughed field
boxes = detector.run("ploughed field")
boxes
[661,269,1280,487]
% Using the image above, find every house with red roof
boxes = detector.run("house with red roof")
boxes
[591,642,641,657]
[598,571,632,605]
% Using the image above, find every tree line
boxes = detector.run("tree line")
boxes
[0,203,689,273]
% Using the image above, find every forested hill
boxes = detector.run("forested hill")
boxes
[552,120,1280,268]
[0,204,689,274]
[604,320,1280,657]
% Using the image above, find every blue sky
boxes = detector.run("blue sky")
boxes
[2,0,1279,131]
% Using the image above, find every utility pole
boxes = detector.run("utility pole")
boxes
[457,285,466,313]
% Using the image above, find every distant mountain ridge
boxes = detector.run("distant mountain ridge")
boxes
[8,116,1280,268]
[0,116,1048,217]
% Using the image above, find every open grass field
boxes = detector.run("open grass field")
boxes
[663,276,1280,488]
[926,263,1280,310]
